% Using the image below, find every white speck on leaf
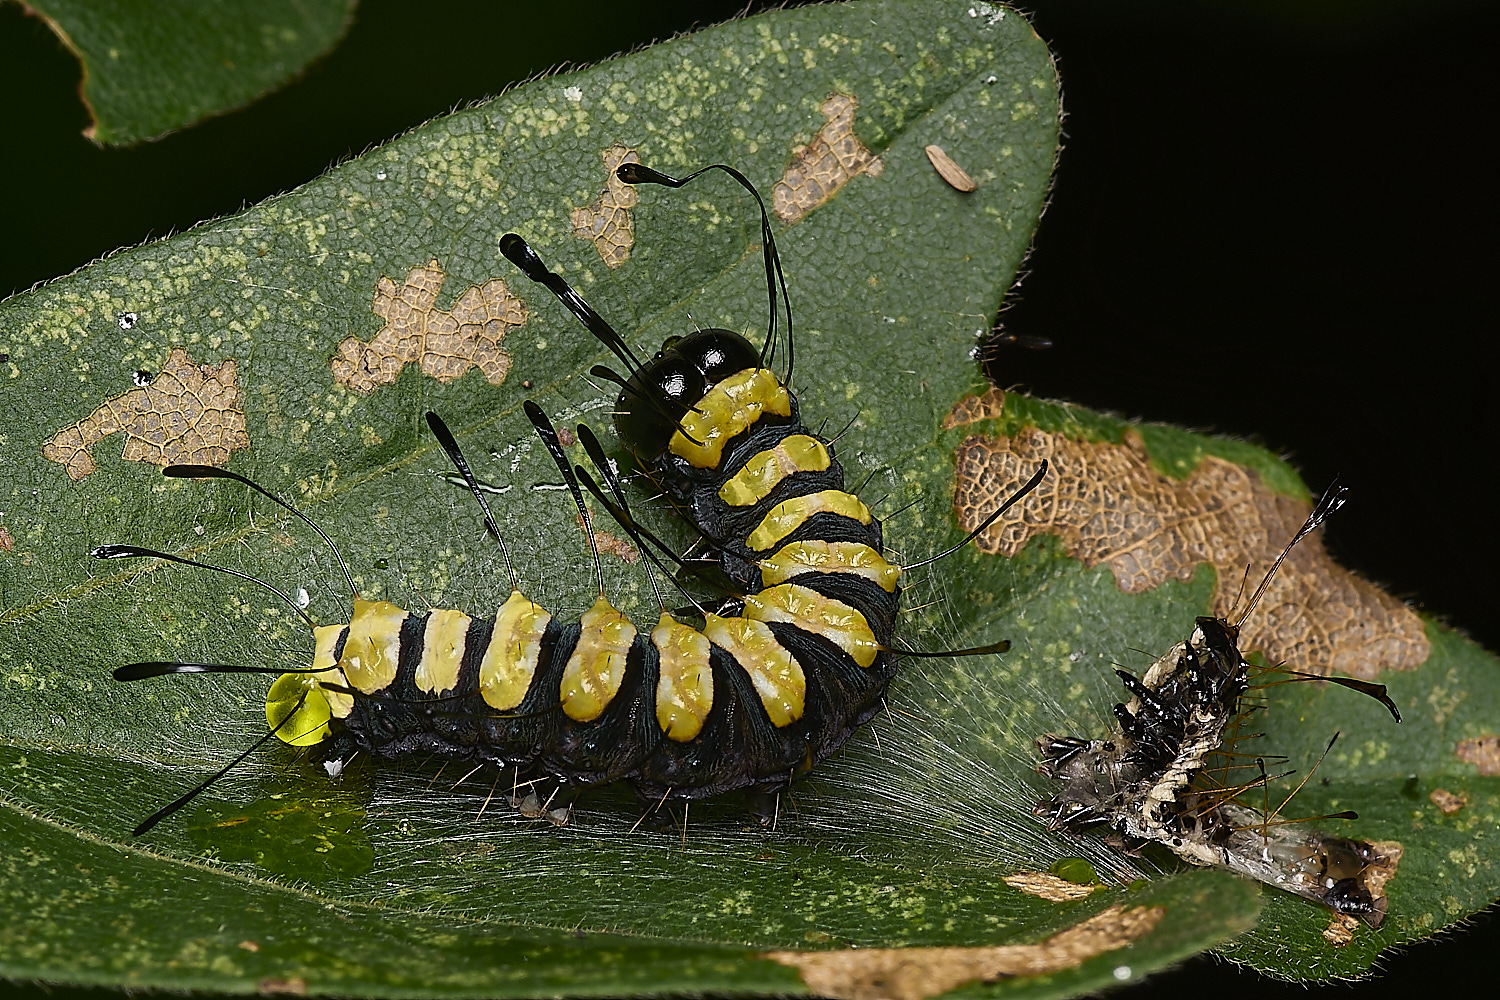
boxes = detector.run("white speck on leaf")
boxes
[968,2,1005,25]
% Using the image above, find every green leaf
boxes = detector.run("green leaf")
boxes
[2,1,1497,997]
[26,0,355,145]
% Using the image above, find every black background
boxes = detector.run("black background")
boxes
[2,1,1495,997]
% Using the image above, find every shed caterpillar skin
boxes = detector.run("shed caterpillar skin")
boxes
[102,162,1044,835]
[1034,485,1401,926]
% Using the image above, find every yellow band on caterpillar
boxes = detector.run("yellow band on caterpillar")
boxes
[651,612,714,741]
[746,489,871,552]
[339,598,408,694]
[670,368,792,468]
[416,608,471,695]
[703,613,805,727]
[742,583,881,669]
[311,622,353,718]
[758,539,901,593]
[561,595,637,722]
[717,434,831,507]
[480,589,552,712]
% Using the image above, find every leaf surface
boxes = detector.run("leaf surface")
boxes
[1,2,1496,997]
[27,0,354,144]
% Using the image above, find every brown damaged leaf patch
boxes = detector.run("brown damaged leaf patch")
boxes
[1430,788,1468,815]
[1455,735,1500,775]
[574,512,640,564]
[1364,841,1403,916]
[766,904,1162,1000]
[949,403,1428,680]
[773,93,882,224]
[942,385,1006,428]
[572,144,640,268]
[0,528,12,553]
[1002,871,1102,902]
[42,348,250,480]
[331,260,525,395]
[1323,912,1360,948]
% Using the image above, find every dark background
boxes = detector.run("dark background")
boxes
[2,0,1495,997]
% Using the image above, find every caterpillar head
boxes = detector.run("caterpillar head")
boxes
[614,328,760,459]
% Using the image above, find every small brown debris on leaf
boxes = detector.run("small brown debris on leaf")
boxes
[596,531,640,564]
[572,144,640,268]
[1003,871,1100,902]
[949,420,1429,680]
[42,348,250,480]
[331,260,525,394]
[766,904,1162,1000]
[925,144,977,192]
[574,512,640,564]
[1457,735,1500,774]
[1323,912,1360,947]
[1430,788,1468,814]
[238,939,261,952]
[773,93,882,223]
[257,978,307,996]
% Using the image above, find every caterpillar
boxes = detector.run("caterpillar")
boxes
[1034,484,1402,925]
[97,162,1046,835]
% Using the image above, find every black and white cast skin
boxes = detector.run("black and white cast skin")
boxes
[1035,486,1401,927]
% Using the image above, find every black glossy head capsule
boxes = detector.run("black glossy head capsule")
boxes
[614,328,761,460]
